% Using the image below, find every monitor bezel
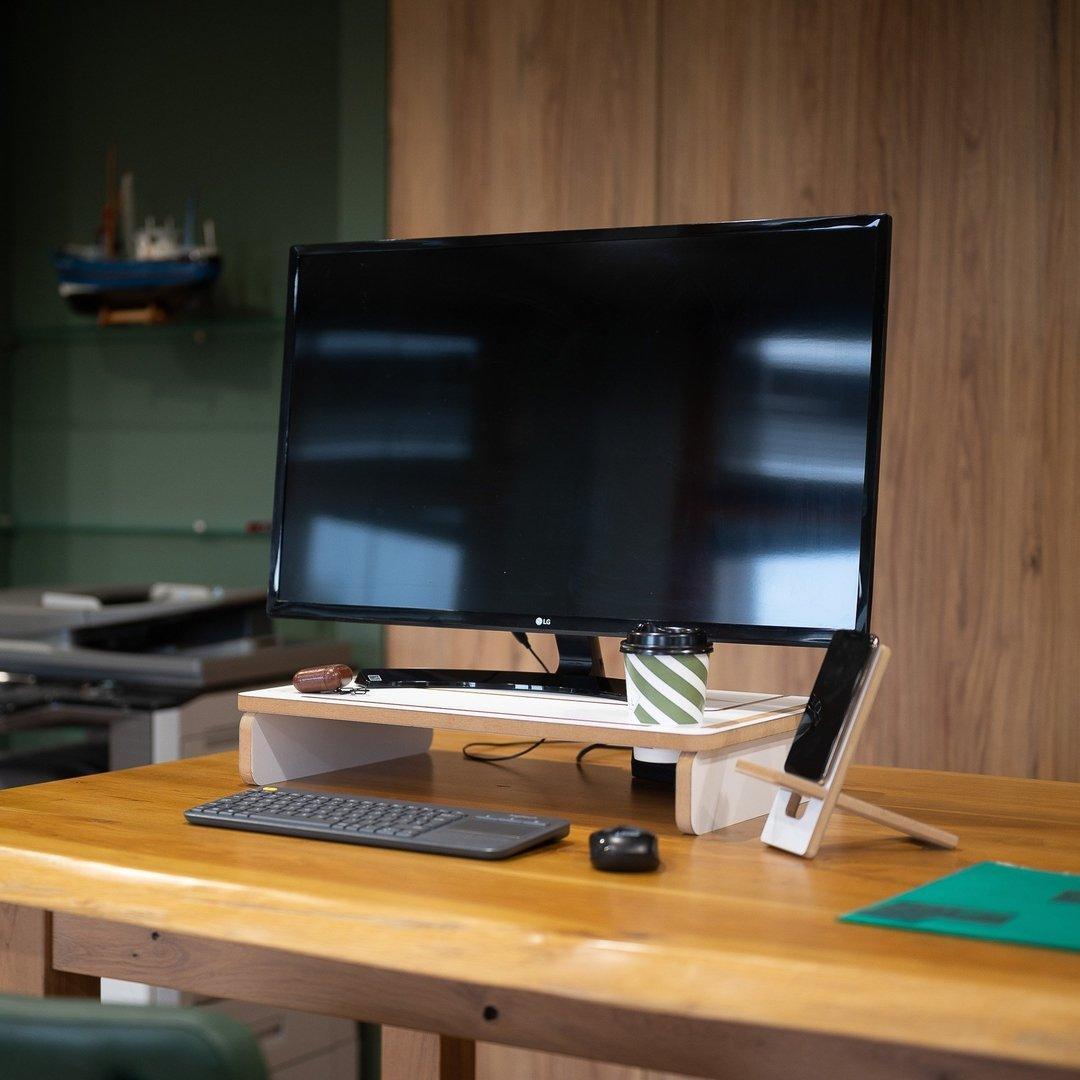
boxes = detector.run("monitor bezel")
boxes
[268,214,891,648]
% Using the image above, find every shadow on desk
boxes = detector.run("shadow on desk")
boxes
[300,742,678,835]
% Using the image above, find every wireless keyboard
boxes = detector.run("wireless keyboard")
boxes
[185,786,570,859]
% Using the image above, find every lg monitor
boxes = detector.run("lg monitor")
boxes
[268,214,891,698]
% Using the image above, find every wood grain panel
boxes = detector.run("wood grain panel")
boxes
[657,0,1079,779]
[390,0,658,238]
[387,1,1079,780]
[1040,0,1080,784]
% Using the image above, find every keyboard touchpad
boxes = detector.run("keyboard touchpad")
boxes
[449,819,535,837]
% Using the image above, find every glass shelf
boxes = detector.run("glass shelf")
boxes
[0,520,271,539]
[6,314,284,347]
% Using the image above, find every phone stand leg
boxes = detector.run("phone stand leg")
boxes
[740,760,958,854]
[759,784,829,856]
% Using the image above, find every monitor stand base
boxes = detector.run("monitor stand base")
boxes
[360,633,627,702]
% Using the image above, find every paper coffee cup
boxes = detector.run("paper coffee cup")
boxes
[620,623,713,727]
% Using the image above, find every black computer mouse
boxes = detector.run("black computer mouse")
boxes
[589,825,660,872]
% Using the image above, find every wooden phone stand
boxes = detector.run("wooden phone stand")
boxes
[734,643,958,857]
[235,685,810,836]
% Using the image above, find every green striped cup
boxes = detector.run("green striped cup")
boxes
[620,623,713,727]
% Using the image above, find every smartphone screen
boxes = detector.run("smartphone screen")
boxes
[784,631,875,781]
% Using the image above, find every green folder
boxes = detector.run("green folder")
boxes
[841,861,1080,952]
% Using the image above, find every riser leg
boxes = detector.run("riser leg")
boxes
[239,713,433,786]
[675,733,792,835]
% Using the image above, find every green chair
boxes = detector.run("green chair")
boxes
[0,994,268,1080]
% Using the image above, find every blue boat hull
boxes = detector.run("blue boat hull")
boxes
[53,250,221,313]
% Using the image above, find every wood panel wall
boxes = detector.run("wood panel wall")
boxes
[387,0,1079,782]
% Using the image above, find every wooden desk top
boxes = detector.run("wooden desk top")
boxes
[0,736,1078,1073]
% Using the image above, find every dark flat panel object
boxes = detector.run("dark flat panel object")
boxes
[269,216,890,648]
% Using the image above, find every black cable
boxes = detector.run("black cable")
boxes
[460,634,552,762]
[462,739,632,764]
[463,638,620,763]
[462,738,553,762]
[510,631,551,673]
[575,743,630,765]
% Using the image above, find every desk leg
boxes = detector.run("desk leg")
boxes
[0,904,99,998]
[382,1025,476,1080]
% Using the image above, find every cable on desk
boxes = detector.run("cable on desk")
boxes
[575,743,631,765]
[462,739,634,764]
[462,738,556,762]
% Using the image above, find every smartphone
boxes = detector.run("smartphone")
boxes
[784,630,876,781]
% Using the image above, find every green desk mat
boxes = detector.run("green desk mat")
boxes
[841,861,1080,952]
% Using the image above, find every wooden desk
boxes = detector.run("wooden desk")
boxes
[0,735,1078,1079]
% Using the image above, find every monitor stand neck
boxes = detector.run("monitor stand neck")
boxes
[359,633,626,702]
[553,633,605,677]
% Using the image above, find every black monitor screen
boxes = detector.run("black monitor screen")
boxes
[270,216,890,645]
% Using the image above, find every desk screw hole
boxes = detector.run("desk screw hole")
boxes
[150,932,160,941]
[482,1005,499,1022]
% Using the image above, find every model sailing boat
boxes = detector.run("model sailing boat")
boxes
[53,147,221,324]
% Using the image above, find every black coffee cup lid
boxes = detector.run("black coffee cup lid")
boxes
[620,622,713,655]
